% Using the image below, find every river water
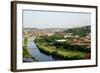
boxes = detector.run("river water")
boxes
[24,37,55,62]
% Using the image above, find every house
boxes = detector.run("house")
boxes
[64,33,73,38]
[47,33,54,36]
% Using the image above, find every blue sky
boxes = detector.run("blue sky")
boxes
[23,10,91,28]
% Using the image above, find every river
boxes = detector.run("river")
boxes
[23,37,55,62]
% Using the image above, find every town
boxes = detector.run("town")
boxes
[23,26,91,49]
[23,25,91,61]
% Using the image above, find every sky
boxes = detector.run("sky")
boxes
[23,10,91,28]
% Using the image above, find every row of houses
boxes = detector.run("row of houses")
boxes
[53,31,91,48]
[23,30,54,37]
[67,34,91,48]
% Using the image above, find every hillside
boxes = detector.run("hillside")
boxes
[64,25,91,37]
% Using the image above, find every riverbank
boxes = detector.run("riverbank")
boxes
[23,46,38,62]
[23,37,56,62]
[35,38,87,60]
[23,37,38,62]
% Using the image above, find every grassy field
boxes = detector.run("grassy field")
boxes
[35,38,88,60]
[23,46,32,58]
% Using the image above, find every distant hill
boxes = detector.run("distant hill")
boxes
[23,25,91,37]
[23,28,66,33]
[64,25,91,37]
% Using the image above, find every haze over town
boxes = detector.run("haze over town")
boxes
[23,10,91,29]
